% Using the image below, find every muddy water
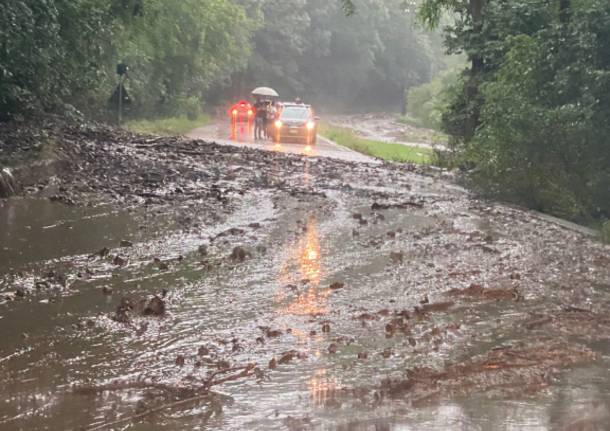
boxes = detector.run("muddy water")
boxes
[0,199,143,272]
[1,161,610,431]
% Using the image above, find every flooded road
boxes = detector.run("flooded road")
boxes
[186,122,374,164]
[1,128,609,431]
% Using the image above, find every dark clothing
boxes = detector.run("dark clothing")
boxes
[254,101,267,119]
[253,101,267,139]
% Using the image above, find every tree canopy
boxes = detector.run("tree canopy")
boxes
[238,0,441,111]
[1,0,442,119]
[424,0,610,222]
[0,0,254,120]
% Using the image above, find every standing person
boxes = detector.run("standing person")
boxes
[265,101,276,140]
[253,99,267,140]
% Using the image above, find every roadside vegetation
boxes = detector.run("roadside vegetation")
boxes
[124,114,211,136]
[318,123,434,165]
[0,1,253,122]
[2,0,608,230]
[411,0,609,228]
[602,222,610,244]
[1,0,443,123]
[403,67,462,131]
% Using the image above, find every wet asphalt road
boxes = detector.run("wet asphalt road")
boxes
[186,122,375,164]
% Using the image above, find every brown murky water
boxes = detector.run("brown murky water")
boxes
[1,152,610,431]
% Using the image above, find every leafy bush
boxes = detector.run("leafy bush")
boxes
[406,68,462,130]
[0,0,254,120]
[429,0,610,224]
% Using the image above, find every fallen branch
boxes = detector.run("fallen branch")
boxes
[206,363,257,388]
[73,381,190,396]
[79,363,256,431]
[86,391,221,431]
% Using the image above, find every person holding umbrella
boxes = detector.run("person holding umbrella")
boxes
[251,87,279,140]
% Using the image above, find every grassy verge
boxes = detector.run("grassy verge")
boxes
[601,221,610,244]
[318,123,435,164]
[124,114,211,136]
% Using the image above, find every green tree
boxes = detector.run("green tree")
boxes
[0,0,255,120]
[239,0,439,111]
[425,0,610,221]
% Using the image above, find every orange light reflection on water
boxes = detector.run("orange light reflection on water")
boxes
[308,368,339,406]
[276,216,330,316]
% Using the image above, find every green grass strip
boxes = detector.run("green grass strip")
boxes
[124,114,211,136]
[318,122,434,164]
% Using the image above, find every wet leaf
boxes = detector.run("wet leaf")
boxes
[268,358,277,369]
[329,282,345,290]
[278,350,297,365]
[265,329,282,338]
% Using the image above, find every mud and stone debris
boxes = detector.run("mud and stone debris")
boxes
[230,246,250,262]
[1,118,609,430]
[523,307,610,338]
[378,341,597,403]
[112,294,166,323]
[446,283,521,301]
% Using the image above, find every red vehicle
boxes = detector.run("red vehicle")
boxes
[272,103,318,145]
[228,100,254,140]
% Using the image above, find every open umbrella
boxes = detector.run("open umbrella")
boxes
[251,87,279,98]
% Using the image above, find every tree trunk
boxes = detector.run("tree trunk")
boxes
[464,0,485,142]
[559,0,571,24]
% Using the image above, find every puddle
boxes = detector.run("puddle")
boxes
[0,199,141,272]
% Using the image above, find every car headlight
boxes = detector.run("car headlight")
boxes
[275,120,283,128]
[306,121,315,130]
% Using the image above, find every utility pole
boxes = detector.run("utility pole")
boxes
[116,63,128,126]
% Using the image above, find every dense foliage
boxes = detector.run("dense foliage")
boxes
[238,0,441,111]
[1,0,441,119]
[420,0,610,223]
[405,66,461,129]
[0,0,254,120]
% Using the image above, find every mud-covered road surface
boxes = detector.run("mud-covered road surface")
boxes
[1,121,609,430]
[186,122,374,164]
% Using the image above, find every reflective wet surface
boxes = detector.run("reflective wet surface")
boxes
[186,122,375,164]
[1,137,610,431]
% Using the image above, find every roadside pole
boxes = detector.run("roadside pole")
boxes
[118,75,123,126]
[116,63,128,127]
